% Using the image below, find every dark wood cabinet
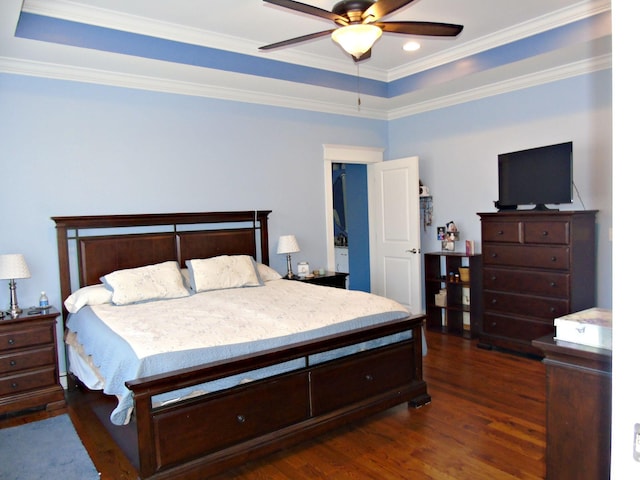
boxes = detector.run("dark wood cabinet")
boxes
[478,210,597,355]
[532,335,611,480]
[289,271,348,289]
[424,252,482,338]
[0,308,65,415]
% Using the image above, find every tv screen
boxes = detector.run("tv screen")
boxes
[498,141,573,210]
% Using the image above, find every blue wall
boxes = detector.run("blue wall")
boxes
[345,163,370,292]
[388,69,612,308]
[0,68,612,311]
[0,73,385,310]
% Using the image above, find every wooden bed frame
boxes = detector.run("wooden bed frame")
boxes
[52,211,430,479]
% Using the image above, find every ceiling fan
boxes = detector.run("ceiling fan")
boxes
[259,0,464,62]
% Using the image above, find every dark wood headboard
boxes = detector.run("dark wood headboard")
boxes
[52,211,271,318]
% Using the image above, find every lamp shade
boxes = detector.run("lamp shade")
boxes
[331,24,382,59]
[0,254,31,280]
[277,235,300,255]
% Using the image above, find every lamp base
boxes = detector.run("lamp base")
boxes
[286,254,295,279]
[7,279,22,318]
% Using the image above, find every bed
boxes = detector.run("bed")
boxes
[53,211,430,479]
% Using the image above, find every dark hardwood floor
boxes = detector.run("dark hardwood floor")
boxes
[1,332,546,479]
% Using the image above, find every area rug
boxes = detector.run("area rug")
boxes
[0,414,99,480]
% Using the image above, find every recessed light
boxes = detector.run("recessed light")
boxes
[403,41,420,52]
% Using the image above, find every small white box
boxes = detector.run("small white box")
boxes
[434,291,447,307]
[554,308,612,350]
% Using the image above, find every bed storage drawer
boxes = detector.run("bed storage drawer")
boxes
[310,342,415,415]
[152,371,310,469]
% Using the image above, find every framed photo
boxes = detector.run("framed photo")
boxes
[441,240,455,251]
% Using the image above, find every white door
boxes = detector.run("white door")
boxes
[368,156,422,314]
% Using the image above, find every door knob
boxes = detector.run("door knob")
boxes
[406,248,420,254]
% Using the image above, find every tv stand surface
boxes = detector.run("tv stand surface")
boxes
[531,204,559,211]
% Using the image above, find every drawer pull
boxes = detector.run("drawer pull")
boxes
[9,360,17,367]
[491,275,497,281]
[550,256,557,262]
[8,338,15,345]
[236,414,246,424]
[497,230,504,235]
[11,382,18,389]
[550,307,556,313]
[365,374,374,382]
[542,231,549,236]
[550,282,557,287]
[491,253,498,258]
[491,299,497,305]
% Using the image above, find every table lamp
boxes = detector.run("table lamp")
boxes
[277,235,300,279]
[0,254,31,317]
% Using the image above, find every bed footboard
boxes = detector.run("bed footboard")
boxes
[126,315,429,479]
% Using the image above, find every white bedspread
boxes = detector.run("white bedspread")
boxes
[66,279,411,425]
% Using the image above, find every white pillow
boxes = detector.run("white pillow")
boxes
[64,284,113,313]
[187,255,261,293]
[101,261,190,305]
[257,263,282,282]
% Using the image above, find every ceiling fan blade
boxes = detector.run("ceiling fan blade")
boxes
[363,0,414,23]
[263,0,348,25]
[259,29,335,50]
[375,21,463,36]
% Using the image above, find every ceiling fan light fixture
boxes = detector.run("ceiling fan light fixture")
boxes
[331,24,382,59]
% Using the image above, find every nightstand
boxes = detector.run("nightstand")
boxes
[0,307,65,416]
[288,271,349,289]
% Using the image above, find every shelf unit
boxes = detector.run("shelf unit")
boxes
[424,252,482,338]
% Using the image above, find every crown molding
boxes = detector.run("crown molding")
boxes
[21,0,387,81]
[388,0,611,81]
[387,53,612,120]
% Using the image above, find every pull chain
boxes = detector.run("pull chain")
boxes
[357,63,361,111]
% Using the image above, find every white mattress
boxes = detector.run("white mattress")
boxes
[65,279,413,425]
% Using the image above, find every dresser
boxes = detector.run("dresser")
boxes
[0,308,65,415]
[478,210,597,355]
[532,334,611,479]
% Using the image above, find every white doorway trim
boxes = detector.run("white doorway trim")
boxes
[322,144,384,272]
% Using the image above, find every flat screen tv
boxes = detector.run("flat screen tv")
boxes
[497,141,573,211]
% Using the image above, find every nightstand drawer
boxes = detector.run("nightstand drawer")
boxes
[0,346,56,374]
[0,367,57,396]
[483,245,569,270]
[0,325,54,353]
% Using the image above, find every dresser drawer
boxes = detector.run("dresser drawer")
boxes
[481,221,522,243]
[153,372,310,468]
[483,268,569,298]
[0,367,57,396]
[483,313,554,341]
[0,346,56,375]
[523,221,570,245]
[483,245,569,270]
[484,291,569,319]
[0,325,54,353]
[311,342,414,416]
